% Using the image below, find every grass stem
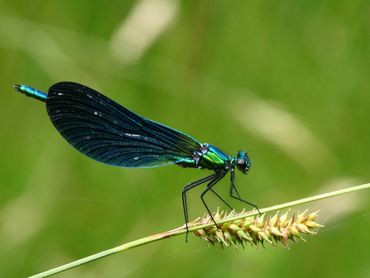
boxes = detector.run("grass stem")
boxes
[29,182,370,278]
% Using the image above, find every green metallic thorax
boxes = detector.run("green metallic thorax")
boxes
[178,143,232,171]
[199,148,227,169]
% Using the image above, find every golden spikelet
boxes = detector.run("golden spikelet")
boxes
[192,209,323,248]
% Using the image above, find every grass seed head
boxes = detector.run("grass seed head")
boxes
[191,209,323,248]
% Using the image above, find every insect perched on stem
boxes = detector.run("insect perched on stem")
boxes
[14,82,258,239]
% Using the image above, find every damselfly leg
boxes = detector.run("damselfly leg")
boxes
[229,169,260,213]
[182,171,231,241]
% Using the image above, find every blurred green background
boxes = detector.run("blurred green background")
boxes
[1,0,369,277]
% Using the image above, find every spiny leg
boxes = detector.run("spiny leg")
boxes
[229,169,241,198]
[208,188,233,210]
[229,169,260,213]
[200,171,227,228]
[182,173,218,241]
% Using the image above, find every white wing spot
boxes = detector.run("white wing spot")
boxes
[124,133,140,138]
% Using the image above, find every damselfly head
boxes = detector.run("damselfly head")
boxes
[236,151,251,174]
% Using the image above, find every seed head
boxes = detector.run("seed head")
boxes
[192,209,323,248]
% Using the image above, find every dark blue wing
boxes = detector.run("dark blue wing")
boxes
[46,82,201,167]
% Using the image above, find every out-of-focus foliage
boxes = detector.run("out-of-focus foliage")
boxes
[0,0,369,277]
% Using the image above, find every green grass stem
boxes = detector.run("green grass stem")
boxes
[29,182,370,278]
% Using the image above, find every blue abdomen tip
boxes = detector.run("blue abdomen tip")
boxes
[13,84,48,102]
